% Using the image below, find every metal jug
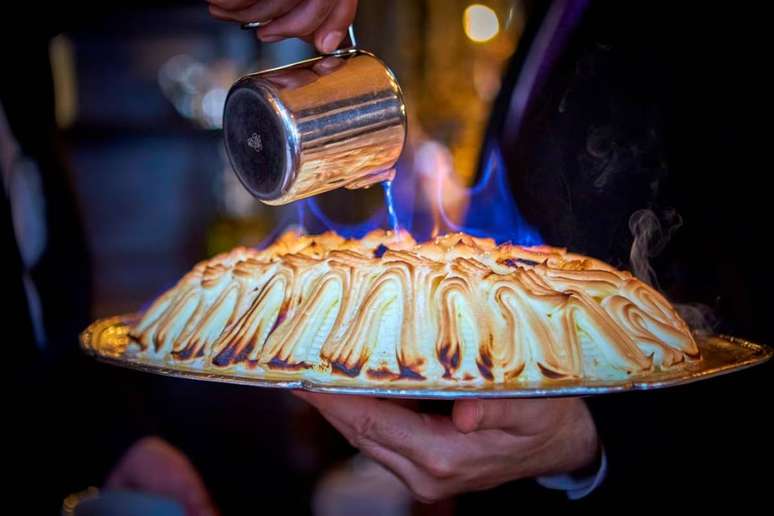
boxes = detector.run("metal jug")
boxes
[222,29,406,205]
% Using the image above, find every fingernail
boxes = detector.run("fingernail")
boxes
[260,35,283,43]
[321,31,344,53]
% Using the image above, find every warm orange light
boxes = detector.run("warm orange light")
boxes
[463,4,500,43]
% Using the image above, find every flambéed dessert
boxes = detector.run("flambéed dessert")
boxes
[129,230,699,384]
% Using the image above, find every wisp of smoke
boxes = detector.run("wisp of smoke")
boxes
[628,208,682,289]
[628,208,716,334]
[675,303,717,336]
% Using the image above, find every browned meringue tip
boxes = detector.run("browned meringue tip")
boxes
[130,229,699,385]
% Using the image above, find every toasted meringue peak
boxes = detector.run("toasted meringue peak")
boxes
[130,229,699,384]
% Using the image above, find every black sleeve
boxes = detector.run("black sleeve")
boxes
[478,1,772,511]
[2,28,158,514]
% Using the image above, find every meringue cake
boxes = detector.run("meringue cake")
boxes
[129,230,699,384]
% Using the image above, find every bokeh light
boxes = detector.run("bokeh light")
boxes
[463,4,500,43]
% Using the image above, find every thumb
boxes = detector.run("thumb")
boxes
[452,399,559,434]
[314,0,358,53]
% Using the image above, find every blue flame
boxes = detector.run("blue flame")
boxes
[445,143,542,245]
[301,195,386,238]
[264,141,540,246]
[286,162,417,239]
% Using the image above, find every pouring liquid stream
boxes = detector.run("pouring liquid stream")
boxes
[382,180,400,234]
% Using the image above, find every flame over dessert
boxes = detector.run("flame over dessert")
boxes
[130,230,699,383]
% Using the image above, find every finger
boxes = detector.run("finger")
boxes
[452,398,566,435]
[294,391,426,449]
[256,0,336,40]
[295,392,451,503]
[294,391,466,467]
[313,0,357,53]
[354,445,449,504]
[208,0,303,24]
[206,0,256,10]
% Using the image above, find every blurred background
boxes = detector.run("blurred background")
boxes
[52,0,526,318]
[10,1,532,514]
[7,1,771,514]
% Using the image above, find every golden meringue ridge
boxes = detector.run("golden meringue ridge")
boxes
[129,230,700,384]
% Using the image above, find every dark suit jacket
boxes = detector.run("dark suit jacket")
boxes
[5,2,770,513]
[2,28,151,513]
[458,1,772,512]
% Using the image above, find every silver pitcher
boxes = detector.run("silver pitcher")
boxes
[222,31,407,205]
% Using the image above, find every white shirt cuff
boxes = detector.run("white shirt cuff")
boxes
[534,446,607,500]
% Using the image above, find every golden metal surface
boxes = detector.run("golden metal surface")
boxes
[81,314,772,399]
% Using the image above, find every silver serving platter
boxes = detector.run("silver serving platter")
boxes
[81,314,772,399]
